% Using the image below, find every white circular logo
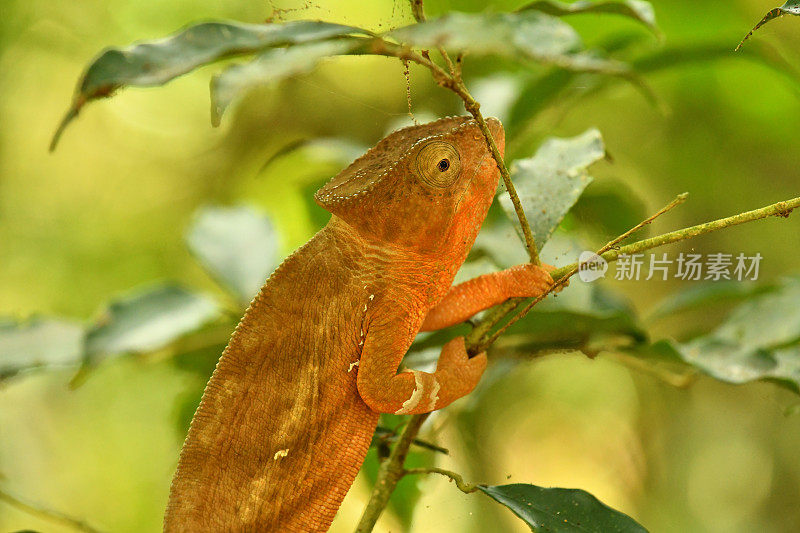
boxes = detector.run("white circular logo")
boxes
[578,251,608,282]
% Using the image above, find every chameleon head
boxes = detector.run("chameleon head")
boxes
[315,116,504,255]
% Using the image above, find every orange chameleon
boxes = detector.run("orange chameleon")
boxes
[164,116,556,531]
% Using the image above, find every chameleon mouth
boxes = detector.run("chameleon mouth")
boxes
[314,116,476,209]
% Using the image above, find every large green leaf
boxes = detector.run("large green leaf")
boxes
[388,11,630,76]
[211,38,364,125]
[0,318,84,380]
[86,284,220,364]
[186,205,280,304]
[737,1,800,51]
[655,277,800,393]
[499,128,605,249]
[520,0,659,35]
[479,483,648,532]
[51,20,371,149]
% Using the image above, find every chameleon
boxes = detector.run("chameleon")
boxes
[163,116,556,532]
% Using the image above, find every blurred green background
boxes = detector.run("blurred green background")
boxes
[2,0,800,531]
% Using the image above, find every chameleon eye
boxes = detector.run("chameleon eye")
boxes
[416,141,461,188]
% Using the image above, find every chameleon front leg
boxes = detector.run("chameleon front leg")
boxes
[420,263,556,331]
[358,264,556,415]
[356,313,487,415]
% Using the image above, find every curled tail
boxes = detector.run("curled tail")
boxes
[164,301,378,531]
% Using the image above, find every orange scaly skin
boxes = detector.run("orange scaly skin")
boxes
[164,117,555,531]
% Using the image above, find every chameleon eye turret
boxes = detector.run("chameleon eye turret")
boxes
[415,140,461,189]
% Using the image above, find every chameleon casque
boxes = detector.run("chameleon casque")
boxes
[164,116,556,531]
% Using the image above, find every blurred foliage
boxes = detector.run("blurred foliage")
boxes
[2,0,800,532]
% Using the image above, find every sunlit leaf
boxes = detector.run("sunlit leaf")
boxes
[0,318,84,380]
[479,483,648,532]
[211,38,363,125]
[520,0,659,35]
[51,20,371,149]
[86,284,220,363]
[186,205,280,304]
[736,1,800,51]
[500,128,605,249]
[388,11,631,76]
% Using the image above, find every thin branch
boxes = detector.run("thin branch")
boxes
[355,414,429,532]
[480,194,800,352]
[444,78,541,264]
[466,192,687,352]
[403,467,480,493]
[477,192,689,352]
[368,37,541,264]
[552,195,800,280]
[372,426,449,455]
[0,487,103,533]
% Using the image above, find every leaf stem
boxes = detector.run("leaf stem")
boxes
[403,467,480,493]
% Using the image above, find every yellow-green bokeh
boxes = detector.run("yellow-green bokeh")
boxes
[2,1,800,532]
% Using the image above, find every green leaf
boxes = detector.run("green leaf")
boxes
[737,1,800,51]
[648,280,777,320]
[520,0,659,35]
[186,205,280,304]
[500,128,605,249]
[86,284,220,364]
[388,11,631,76]
[657,277,800,393]
[479,483,648,532]
[211,38,363,126]
[51,20,371,149]
[711,276,800,348]
[0,318,84,380]
[675,339,800,393]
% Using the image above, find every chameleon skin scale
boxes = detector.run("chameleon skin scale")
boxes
[164,117,554,531]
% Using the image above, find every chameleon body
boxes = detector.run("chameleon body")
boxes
[164,117,555,531]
